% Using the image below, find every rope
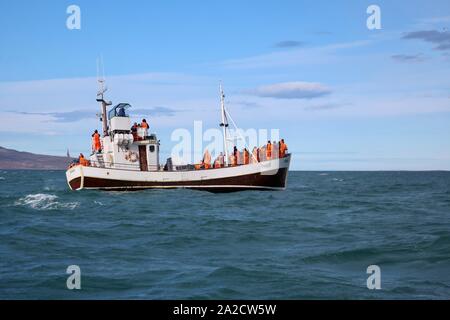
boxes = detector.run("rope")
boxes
[224,108,259,163]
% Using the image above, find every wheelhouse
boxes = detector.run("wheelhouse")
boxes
[108,103,131,120]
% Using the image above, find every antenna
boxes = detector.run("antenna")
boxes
[96,55,112,137]
[101,54,106,81]
[96,56,109,99]
[96,57,99,82]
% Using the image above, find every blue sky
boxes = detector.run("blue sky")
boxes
[1,0,450,170]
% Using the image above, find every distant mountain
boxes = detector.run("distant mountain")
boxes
[0,146,73,170]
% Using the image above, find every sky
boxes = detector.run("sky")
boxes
[0,0,449,170]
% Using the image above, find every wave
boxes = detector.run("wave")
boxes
[14,193,79,210]
[0,177,5,180]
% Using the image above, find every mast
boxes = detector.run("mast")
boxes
[218,85,259,164]
[96,58,112,137]
[219,83,229,166]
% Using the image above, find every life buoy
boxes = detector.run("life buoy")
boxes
[130,152,138,162]
[125,150,139,162]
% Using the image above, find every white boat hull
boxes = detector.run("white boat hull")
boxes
[66,154,291,192]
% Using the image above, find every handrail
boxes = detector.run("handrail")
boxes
[69,153,290,171]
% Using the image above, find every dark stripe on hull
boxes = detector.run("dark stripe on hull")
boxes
[69,168,288,192]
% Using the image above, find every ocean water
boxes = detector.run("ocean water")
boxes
[0,170,449,299]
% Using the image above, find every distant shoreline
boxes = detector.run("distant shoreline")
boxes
[0,146,73,170]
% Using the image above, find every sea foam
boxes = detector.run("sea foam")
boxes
[15,193,79,210]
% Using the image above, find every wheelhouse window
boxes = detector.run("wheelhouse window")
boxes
[108,103,131,119]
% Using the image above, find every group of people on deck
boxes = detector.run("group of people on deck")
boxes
[78,119,151,167]
[197,139,288,170]
[131,119,149,140]
[90,119,150,152]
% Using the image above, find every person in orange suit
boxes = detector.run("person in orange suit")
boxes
[229,154,236,166]
[232,146,238,166]
[203,149,211,169]
[141,119,149,129]
[139,119,149,139]
[266,141,272,160]
[243,148,249,165]
[91,130,101,153]
[78,153,89,166]
[279,139,288,158]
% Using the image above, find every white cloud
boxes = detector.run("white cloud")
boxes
[244,81,331,99]
[0,72,221,129]
[412,15,450,29]
[391,53,427,63]
[214,40,371,69]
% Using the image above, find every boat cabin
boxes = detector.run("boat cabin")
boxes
[90,103,160,171]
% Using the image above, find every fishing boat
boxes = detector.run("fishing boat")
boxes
[66,79,291,192]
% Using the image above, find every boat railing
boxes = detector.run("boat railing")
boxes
[75,153,290,171]
[88,160,164,172]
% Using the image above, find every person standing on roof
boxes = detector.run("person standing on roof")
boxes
[91,130,101,153]
[140,119,149,138]
[141,119,149,129]
[131,122,138,139]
